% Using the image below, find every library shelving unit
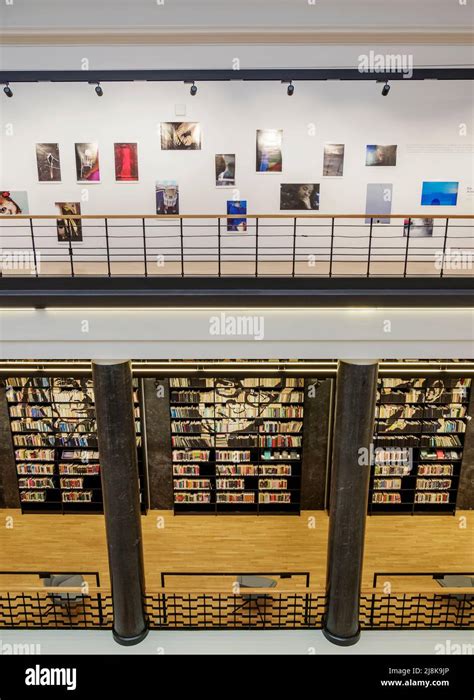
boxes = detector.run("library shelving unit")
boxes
[169,377,304,514]
[369,376,471,515]
[6,376,145,514]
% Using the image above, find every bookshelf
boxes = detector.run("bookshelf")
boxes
[370,376,471,515]
[169,377,304,514]
[6,376,145,514]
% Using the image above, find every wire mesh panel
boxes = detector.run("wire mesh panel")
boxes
[360,593,474,630]
[0,592,113,629]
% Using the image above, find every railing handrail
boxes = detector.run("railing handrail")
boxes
[1,214,472,221]
[1,586,472,595]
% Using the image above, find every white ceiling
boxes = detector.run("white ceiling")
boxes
[1,0,472,31]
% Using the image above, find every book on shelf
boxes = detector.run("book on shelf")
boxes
[171,390,214,403]
[59,463,100,475]
[15,449,55,461]
[61,491,93,502]
[259,465,292,475]
[216,478,245,490]
[215,450,251,462]
[173,464,201,476]
[18,477,55,489]
[258,435,302,448]
[258,478,288,490]
[373,478,402,490]
[373,448,412,466]
[215,464,257,475]
[216,492,255,503]
[261,450,300,461]
[172,436,213,448]
[374,465,411,476]
[61,450,100,460]
[170,378,214,388]
[416,478,452,490]
[258,492,291,503]
[20,490,47,502]
[415,492,449,504]
[59,477,84,489]
[418,464,454,476]
[172,450,210,462]
[171,406,215,418]
[419,449,461,460]
[372,492,401,504]
[174,492,211,504]
[173,479,211,490]
[17,463,55,475]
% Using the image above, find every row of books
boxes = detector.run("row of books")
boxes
[20,490,94,503]
[173,492,293,504]
[377,419,465,433]
[17,477,89,490]
[376,405,466,419]
[13,435,95,447]
[373,478,452,491]
[7,389,95,403]
[376,435,462,448]
[374,464,455,476]
[169,419,303,434]
[169,377,304,388]
[9,405,93,418]
[17,463,101,476]
[171,390,305,404]
[173,478,290,491]
[378,389,468,404]
[170,405,305,419]
[372,492,451,504]
[172,464,294,476]
[379,378,470,389]
[7,378,94,388]
[10,420,96,433]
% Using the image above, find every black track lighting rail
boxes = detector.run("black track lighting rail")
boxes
[0,67,473,85]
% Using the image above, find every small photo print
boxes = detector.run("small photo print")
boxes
[114,143,139,182]
[280,184,320,210]
[156,181,179,215]
[365,144,397,166]
[403,218,434,238]
[75,143,101,182]
[215,154,236,187]
[161,122,201,150]
[0,190,29,214]
[55,202,83,242]
[256,129,282,172]
[323,144,344,177]
[227,200,247,232]
[421,181,459,206]
[36,143,61,182]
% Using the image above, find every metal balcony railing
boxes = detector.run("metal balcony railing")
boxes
[0,214,472,278]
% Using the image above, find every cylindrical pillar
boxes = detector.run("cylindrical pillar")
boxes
[92,360,148,645]
[323,359,378,646]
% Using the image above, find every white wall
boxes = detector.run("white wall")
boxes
[0,78,472,263]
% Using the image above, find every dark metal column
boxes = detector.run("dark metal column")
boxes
[323,360,378,646]
[92,360,148,645]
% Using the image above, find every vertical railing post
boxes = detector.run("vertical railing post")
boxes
[403,217,411,278]
[104,217,111,278]
[29,217,39,278]
[180,217,184,277]
[217,217,221,277]
[142,217,148,277]
[329,217,335,277]
[440,218,449,278]
[366,217,373,277]
[255,217,259,277]
[292,217,297,277]
[68,234,75,278]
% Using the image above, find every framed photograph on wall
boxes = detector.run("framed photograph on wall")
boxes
[365,145,397,166]
[227,200,247,232]
[403,218,434,238]
[322,144,344,177]
[256,129,282,172]
[161,123,201,150]
[156,181,179,215]
[55,202,83,242]
[365,183,393,224]
[280,184,320,210]
[215,154,236,187]
[421,181,458,206]
[114,143,139,182]
[75,143,101,183]
[35,143,62,182]
[0,190,29,215]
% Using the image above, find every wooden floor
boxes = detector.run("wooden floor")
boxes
[0,509,472,593]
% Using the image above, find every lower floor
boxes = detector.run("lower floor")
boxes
[1,509,473,593]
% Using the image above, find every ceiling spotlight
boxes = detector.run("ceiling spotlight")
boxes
[94,82,103,97]
[3,83,13,98]
[190,81,197,96]
[381,81,390,96]
[287,81,294,96]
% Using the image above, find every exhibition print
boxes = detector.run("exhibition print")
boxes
[55,202,83,242]
[365,183,393,224]
[323,144,344,177]
[227,200,247,232]
[161,122,201,150]
[215,154,236,187]
[256,129,282,172]
[156,181,179,215]
[0,190,29,215]
[365,144,397,166]
[403,218,434,238]
[35,143,61,182]
[75,143,101,182]
[421,181,458,206]
[114,142,139,182]
[280,184,320,210]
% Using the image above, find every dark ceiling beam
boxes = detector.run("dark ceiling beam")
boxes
[0,68,473,84]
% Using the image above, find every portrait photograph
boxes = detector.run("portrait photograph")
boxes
[114,143,139,182]
[280,184,320,210]
[55,202,83,242]
[0,190,29,215]
[161,122,201,150]
[323,144,344,177]
[403,218,434,237]
[365,144,397,166]
[215,154,236,187]
[156,181,180,215]
[36,143,61,182]
[256,129,282,172]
